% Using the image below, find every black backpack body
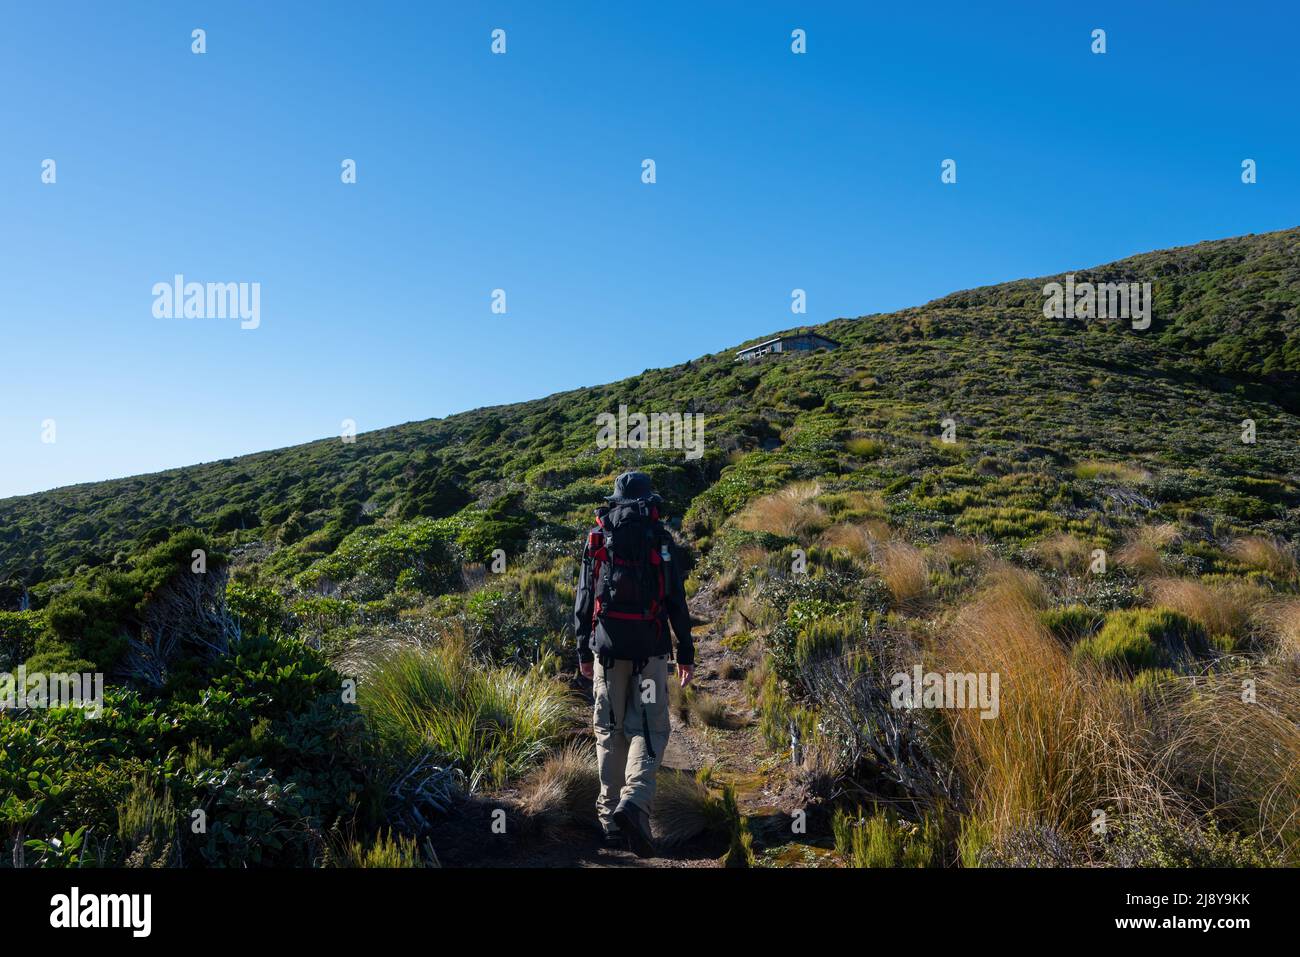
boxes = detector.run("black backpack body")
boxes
[587,500,669,663]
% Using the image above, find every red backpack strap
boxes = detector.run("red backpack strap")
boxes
[588,528,607,626]
[648,529,667,614]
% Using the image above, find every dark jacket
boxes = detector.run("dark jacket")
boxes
[573,517,694,667]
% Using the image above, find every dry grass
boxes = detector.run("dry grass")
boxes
[1261,600,1300,659]
[1147,668,1300,861]
[651,769,728,847]
[937,583,1152,843]
[517,740,599,828]
[936,536,988,568]
[1115,540,1164,576]
[713,547,772,596]
[736,481,826,540]
[717,658,746,680]
[1113,524,1181,576]
[983,562,1050,608]
[818,521,886,562]
[668,677,692,723]
[1137,523,1182,548]
[1075,460,1152,484]
[724,590,768,638]
[1148,577,1267,642]
[736,544,773,571]
[1226,535,1297,579]
[877,541,928,606]
[712,564,743,597]
[1034,533,1091,574]
[689,691,731,728]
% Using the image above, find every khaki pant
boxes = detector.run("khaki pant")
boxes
[593,655,671,831]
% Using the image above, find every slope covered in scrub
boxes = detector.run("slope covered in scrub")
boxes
[2,227,1298,869]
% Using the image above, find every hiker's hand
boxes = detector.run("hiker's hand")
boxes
[678,665,694,688]
[579,661,594,680]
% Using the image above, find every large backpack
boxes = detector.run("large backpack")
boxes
[587,499,669,662]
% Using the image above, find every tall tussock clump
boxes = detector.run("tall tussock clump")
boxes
[818,522,882,563]
[1226,535,1297,580]
[1145,667,1300,863]
[359,643,570,791]
[1148,577,1266,646]
[1261,599,1300,661]
[877,540,928,607]
[517,740,600,836]
[652,768,725,847]
[736,481,826,540]
[937,581,1148,844]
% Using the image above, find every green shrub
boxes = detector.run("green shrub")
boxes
[1040,605,1106,645]
[0,610,47,670]
[845,437,885,459]
[834,807,940,867]
[1073,608,1209,676]
[1105,811,1277,868]
[296,518,459,601]
[0,634,369,867]
[326,830,429,867]
[225,581,286,638]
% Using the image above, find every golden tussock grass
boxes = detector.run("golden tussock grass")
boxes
[518,740,600,827]
[1109,523,1181,576]
[937,583,1151,843]
[877,540,928,606]
[1114,524,1179,576]
[1260,599,1300,659]
[982,562,1050,608]
[1148,577,1267,642]
[935,535,989,568]
[1146,668,1300,861]
[1033,533,1091,574]
[689,691,731,728]
[817,521,887,562]
[1226,535,1297,579]
[1074,460,1152,484]
[651,769,729,847]
[1137,523,1182,548]
[736,481,826,540]
[1115,540,1165,575]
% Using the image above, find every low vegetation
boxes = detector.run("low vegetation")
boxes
[3,227,1299,867]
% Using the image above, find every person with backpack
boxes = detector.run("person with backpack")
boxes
[574,470,694,857]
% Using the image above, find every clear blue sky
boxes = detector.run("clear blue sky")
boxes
[1,1,1294,499]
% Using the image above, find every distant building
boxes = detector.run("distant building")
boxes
[735,332,840,361]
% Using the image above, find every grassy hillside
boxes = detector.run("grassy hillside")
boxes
[2,227,1298,869]
[4,228,1299,599]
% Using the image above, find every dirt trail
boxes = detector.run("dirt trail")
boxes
[430,588,825,867]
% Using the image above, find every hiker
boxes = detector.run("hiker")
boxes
[574,470,694,857]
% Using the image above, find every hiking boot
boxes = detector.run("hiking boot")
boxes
[613,801,655,858]
[600,826,623,848]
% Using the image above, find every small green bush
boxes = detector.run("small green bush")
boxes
[1073,608,1209,676]
[834,807,940,867]
[1040,605,1106,645]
